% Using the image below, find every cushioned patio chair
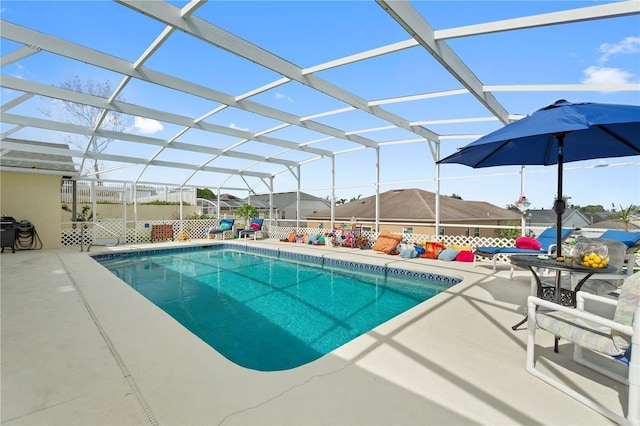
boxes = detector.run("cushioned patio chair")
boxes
[206,218,235,240]
[474,228,572,277]
[239,218,264,240]
[526,271,639,425]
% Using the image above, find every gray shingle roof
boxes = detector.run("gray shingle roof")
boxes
[308,188,520,222]
[0,140,77,175]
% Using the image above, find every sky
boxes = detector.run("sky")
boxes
[1,0,639,212]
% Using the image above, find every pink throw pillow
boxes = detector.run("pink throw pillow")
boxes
[515,236,541,250]
[455,250,475,262]
[250,223,260,230]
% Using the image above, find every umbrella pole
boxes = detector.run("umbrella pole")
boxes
[554,134,566,257]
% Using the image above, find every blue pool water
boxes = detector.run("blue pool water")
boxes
[95,246,459,371]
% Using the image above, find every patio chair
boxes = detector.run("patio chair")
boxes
[239,218,264,240]
[526,271,639,425]
[474,228,572,277]
[206,218,235,240]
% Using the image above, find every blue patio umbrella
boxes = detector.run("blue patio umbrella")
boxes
[438,99,640,256]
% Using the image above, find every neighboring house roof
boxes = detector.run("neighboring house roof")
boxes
[0,139,77,175]
[207,193,270,209]
[584,211,611,224]
[584,218,640,230]
[307,188,520,222]
[250,191,330,210]
[528,208,590,228]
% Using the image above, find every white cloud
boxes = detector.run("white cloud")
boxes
[229,123,248,131]
[134,117,163,134]
[597,36,640,64]
[275,92,293,102]
[581,66,635,85]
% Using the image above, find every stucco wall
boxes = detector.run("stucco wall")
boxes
[1,172,62,249]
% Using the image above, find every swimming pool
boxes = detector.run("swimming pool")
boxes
[94,245,459,371]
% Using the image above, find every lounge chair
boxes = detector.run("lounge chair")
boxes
[526,271,639,425]
[206,218,235,240]
[239,218,264,240]
[599,229,640,251]
[474,228,572,276]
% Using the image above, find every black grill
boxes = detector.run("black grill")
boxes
[1,216,17,253]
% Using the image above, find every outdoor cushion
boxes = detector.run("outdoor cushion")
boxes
[449,243,472,251]
[422,242,445,259]
[600,230,640,249]
[438,248,460,261]
[536,310,622,356]
[455,250,475,262]
[250,223,261,230]
[372,231,403,254]
[307,234,319,244]
[400,248,418,258]
[287,232,297,242]
[516,236,541,250]
[612,272,640,350]
[220,222,231,230]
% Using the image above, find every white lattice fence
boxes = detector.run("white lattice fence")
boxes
[60,222,532,265]
[61,219,219,246]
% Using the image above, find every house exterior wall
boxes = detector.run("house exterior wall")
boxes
[1,172,61,249]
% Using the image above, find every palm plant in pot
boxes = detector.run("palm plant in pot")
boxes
[236,203,258,228]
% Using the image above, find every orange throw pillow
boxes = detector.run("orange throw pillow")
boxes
[422,242,445,259]
[372,230,403,254]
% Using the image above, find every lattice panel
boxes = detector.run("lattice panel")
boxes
[60,221,538,266]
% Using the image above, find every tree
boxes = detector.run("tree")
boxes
[578,205,605,214]
[197,188,215,199]
[617,204,639,231]
[335,198,347,206]
[42,76,132,181]
[450,193,463,200]
[496,222,521,239]
[349,194,362,202]
[236,203,258,225]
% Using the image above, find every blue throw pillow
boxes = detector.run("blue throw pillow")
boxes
[438,248,460,261]
[220,222,231,230]
[399,248,417,258]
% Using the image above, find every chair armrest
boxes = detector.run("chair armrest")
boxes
[576,291,619,307]
[527,296,634,336]
[547,243,557,254]
[576,290,618,318]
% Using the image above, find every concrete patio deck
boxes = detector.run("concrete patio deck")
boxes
[1,239,625,425]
